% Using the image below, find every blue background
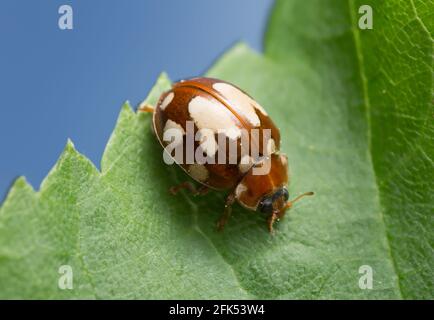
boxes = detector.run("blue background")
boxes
[0,0,273,199]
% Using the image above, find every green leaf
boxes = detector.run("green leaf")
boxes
[0,0,432,299]
[265,0,433,299]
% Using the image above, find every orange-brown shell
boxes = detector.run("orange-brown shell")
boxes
[152,77,281,191]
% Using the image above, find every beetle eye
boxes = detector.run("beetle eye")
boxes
[272,187,288,202]
[282,188,289,201]
[258,197,273,214]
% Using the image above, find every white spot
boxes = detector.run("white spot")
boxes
[238,155,254,173]
[235,182,248,198]
[188,96,241,134]
[160,92,174,111]
[266,138,276,155]
[219,127,242,140]
[280,154,288,166]
[188,164,209,182]
[164,119,185,135]
[213,82,261,127]
[163,120,184,150]
[197,129,217,157]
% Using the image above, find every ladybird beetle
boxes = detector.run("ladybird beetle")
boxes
[139,77,313,233]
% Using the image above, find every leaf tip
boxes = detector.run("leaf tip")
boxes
[65,138,76,151]
[227,41,255,57]
[120,101,134,115]
[114,101,135,123]
[11,176,31,189]
[157,71,170,82]
[61,138,83,160]
[207,41,258,77]
[233,41,251,50]
[0,176,35,212]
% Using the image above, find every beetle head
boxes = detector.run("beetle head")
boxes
[258,187,289,217]
[258,188,314,219]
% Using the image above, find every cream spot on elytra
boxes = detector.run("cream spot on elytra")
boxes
[160,92,174,111]
[188,164,209,182]
[266,138,276,155]
[213,82,261,127]
[163,119,185,149]
[188,96,241,134]
[220,127,241,140]
[235,182,248,198]
[238,155,254,173]
[197,129,217,157]
[164,119,185,135]
[280,154,288,166]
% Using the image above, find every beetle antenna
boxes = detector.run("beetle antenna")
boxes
[284,192,314,209]
[137,103,155,113]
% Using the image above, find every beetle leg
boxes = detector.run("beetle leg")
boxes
[217,192,236,231]
[169,181,209,196]
[195,185,209,195]
[137,103,155,113]
[267,211,279,234]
